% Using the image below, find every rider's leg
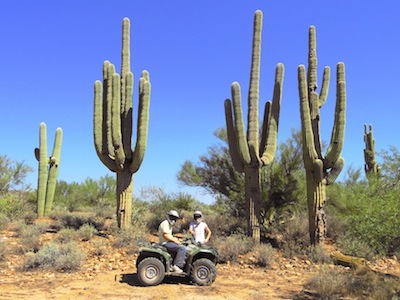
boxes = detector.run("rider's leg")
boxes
[164,242,186,269]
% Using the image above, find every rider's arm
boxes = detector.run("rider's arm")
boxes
[163,232,181,244]
[204,225,212,242]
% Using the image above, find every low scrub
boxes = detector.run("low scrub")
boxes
[214,233,254,263]
[20,242,85,272]
[254,243,275,267]
[301,266,400,299]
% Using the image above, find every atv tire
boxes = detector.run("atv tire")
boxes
[137,257,165,286]
[190,258,217,286]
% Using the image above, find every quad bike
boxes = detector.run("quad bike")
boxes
[136,239,218,286]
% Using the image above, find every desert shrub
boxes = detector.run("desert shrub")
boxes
[56,228,78,244]
[77,224,98,241]
[0,240,6,262]
[50,211,105,232]
[302,266,400,300]
[214,233,254,263]
[92,239,108,256]
[0,192,34,219]
[112,227,146,254]
[272,211,310,258]
[254,243,275,267]
[21,241,85,272]
[336,234,375,261]
[16,223,47,253]
[0,213,9,230]
[206,214,246,238]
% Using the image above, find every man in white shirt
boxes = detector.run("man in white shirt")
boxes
[158,210,186,273]
[189,211,212,244]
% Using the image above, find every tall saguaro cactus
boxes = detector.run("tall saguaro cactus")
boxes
[93,18,151,229]
[364,124,380,179]
[224,10,284,242]
[298,26,346,245]
[35,122,63,217]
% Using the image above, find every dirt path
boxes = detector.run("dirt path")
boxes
[0,259,314,300]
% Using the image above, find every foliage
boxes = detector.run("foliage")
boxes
[328,158,400,257]
[214,233,254,263]
[302,266,400,300]
[178,128,306,222]
[20,241,85,272]
[0,155,32,194]
[53,175,116,212]
[77,224,98,241]
[16,223,47,254]
[254,243,275,267]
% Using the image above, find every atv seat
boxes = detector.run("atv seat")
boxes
[151,242,168,252]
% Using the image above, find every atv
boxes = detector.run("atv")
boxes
[136,239,218,286]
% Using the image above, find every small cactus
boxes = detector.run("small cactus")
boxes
[35,122,62,217]
[364,124,381,179]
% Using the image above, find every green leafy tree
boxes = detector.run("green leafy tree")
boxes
[0,155,32,194]
[178,129,305,223]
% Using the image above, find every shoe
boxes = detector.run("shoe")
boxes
[171,265,183,273]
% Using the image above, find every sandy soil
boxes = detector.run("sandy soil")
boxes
[1,229,399,300]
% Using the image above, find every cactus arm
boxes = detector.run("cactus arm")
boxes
[93,80,116,172]
[247,10,262,160]
[298,65,318,168]
[231,82,251,164]
[111,72,125,170]
[123,71,133,160]
[37,122,48,217]
[44,128,62,215]
[259,101,271,159]
[307,26,318,92]
[260,63,284,165]
[325,63,346,167]
[130,71,151,174]
[319,66,330,106]
[326,156,345,185]
[224,99,245,172]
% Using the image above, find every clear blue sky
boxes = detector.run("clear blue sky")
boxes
[1,1,399,203]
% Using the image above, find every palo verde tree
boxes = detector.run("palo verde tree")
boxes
[298,26,346,245]
[93,18,151,228]
[224,10,284,242]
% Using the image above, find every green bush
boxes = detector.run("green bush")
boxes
[56,228,78,244]
[328,180,400,257]
[78,224,97,241]
[0,240,6,262]
[20,241,85,272]
[16,223,47,254]
[213,233,254,263]
[254,243,275,267]
[112,227,146,254]
[302,266,400,300]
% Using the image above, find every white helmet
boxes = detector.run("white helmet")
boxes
[167,210,179,224]
[193,211,202,219]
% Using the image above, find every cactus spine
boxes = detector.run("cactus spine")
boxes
[364,124,380,178]
[224,10,284,242]
[298,26,346,245]
[93,18,150,229]
[35,122,62,217]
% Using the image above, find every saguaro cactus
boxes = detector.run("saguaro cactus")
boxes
[224,10,284,242]
[93,18,151,229]
[298,26,346,245]
[35,122,63,217]
[364,124,380,178]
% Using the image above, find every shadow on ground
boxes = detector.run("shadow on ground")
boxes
[119,273,192,287]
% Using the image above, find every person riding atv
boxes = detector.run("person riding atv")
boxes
[136,210,218,286]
